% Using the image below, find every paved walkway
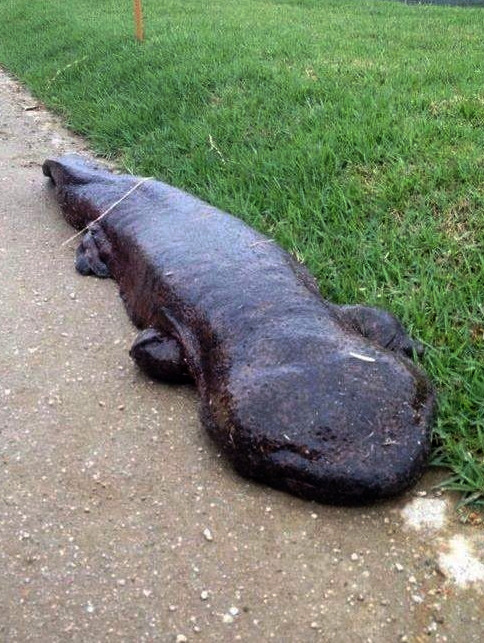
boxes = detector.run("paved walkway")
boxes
[0,68,482,642]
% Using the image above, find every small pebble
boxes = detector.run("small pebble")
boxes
[351,553,359,561]
[200,590,209,600]
[176,636,188,643]
[395,563,404,572]
[203,528,213,542]
[222,614,234,624]
[228,606,239,616]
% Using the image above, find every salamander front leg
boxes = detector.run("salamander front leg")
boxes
[130,328,192,383]
[334,304,424,358]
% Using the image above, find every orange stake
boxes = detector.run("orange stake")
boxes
[133,0,144,41]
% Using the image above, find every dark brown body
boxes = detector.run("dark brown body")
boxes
[43,155,435,504]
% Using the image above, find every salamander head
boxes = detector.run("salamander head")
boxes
[216,348,434,505]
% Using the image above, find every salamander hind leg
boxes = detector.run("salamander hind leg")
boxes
[130,329,191,383]
[75,230,110,278]
[335,304,424,358]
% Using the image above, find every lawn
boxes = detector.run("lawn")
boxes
[0,0,482,504]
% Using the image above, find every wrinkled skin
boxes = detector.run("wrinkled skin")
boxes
[43,155,435,504]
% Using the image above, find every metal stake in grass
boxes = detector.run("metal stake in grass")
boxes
[133,0,144,42]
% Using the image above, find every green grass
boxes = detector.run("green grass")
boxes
[1,0,482,503]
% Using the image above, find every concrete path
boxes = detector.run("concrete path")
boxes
[0,68,482,643]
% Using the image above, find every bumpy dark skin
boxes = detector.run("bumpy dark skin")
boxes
[43,155,435,505]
